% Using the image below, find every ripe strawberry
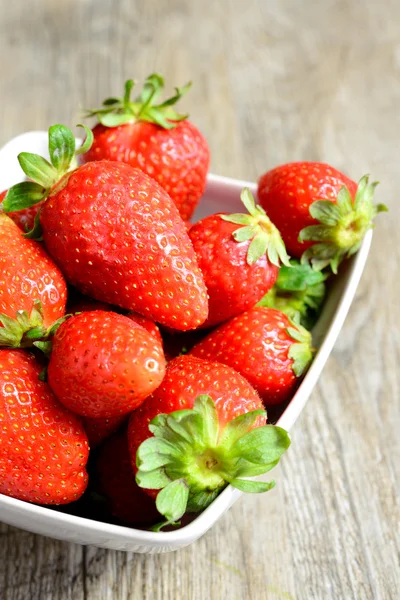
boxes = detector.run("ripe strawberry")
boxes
[95,430,160,526]
[190,307,313,406]
[188,188,289,327]
[47,311,166,418]
[258,162,387,272]
[2,124,208,330]
[0,189,42,232]
[83,75,210,220]
[0,214,67,347]
[82,414,127,449]
[128,355,290,526]
[0,349,89,504]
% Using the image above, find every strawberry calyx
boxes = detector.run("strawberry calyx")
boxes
[0,300,69,350]
[0,124,93,240]
[299,175,388,273]
[221,188,291,267]
[84,74,191,130]
[286,319,314,377]
[135,395,290,528]
[257,260,327,329]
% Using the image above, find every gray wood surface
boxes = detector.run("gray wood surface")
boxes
[1,1,399,598]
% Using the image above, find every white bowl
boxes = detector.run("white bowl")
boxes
[0,131,372,552]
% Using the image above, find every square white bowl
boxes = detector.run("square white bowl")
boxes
[0,131,372,552]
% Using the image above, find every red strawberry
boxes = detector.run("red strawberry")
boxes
[0,349,89,504]
[0,214,67,347]
[128,355,290,525]
[258,162,387,272]
[190,307,313,406]
[3,125,208,330]
[0,189,42,232]
[95,430,160,526]
[188,188,289,327]
[47,311,166,418]
[83,75,210,221]
[82,414,127,449]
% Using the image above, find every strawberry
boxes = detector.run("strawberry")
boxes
[190,307,313,406]
[258,162,387,272]
[95,429,160,526]
[47,310,166,418]
[128,355,290,526]
[0,189,42,232]
[82,414,127,449]
[83,75,210,220]
[2,124,208,330]
[0,214,67,348]
[0,349,89,504]
[188,188,289,327]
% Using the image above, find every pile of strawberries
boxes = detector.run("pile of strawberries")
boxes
[0,74,386,530]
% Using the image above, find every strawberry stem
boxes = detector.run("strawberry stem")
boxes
[257,260,327,329]
[135,395,290,527]
[299,175,388,273]
[84,74,192,131]
[286,319,315,376]
[0,300,71,350]
[221,188,291,267]
[0,124,93,239]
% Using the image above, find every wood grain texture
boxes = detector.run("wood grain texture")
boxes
[0,0,399,598]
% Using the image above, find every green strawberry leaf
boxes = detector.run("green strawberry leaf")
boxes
[1,182,46,213]
[230,478,276,493]
[277,260,326,291]
[155,479,189,522]
[48,124,76,171]
[75,125,94,155]
[135,468,171,490]
[23,208,43,241]
[218,409,266,450]
[223,188,291,267]
[18,154,58,188]
[236,458,280,478]
[231,426,291,464]
[286,319,314,376]
[136,437,180,471]
[123,79,135,107]
[99,113,134,127]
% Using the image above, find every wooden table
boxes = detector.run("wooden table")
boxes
[1,1,399,598]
